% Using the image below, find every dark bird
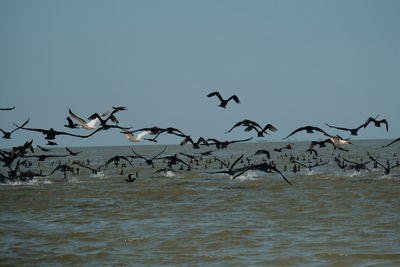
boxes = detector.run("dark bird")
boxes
[283,126,328,140]
[130,146,167,165]
[325,123,365,136]
[254,149,271,159]
[207,91,240,108]
[65,147,82,156]
[0,118,29,139]
[343,158,371,172]
[64,117,79,129]
[208,154,245,176]
[37,145,51,152]
[124,174,137,183]
[103,155,133,168]
[0,106,15,111]
[367,154,400,175]
[180,136,208,149]
[382,137,400,148]
[49,164,75,178]
[14,124,93,140]
[294,160,329,172]
[226,119,277,137]
[47,141,58,146]
[363,116,389,131]
[206,137,253,149]
[159,154,191,168]
[235,162,293,186]
[72,160,103,175]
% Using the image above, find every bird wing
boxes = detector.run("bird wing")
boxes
[137,131,151,140]
[214,156,230,169]
[264,124,277,132]
[207,91,224,101]
[231,154,244,169]
[151,146,168,160]
[69,109,87,125]
[283,126,308,140]
[228,95,240,104]
[229,137,253,144]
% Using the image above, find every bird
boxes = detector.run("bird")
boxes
[37,145,51,152]
[363,115,389,131]
[324,133,353,150]
[180,136,208,149]
[130,146,167,165]
[208,154,245,176]
[0,106,15,111]
[367,153,400,175]
[15,125,93,140]
[254,149,271,159]
[206,137,253,149]
[0,118,29,139]
[124,174,137,183]
[207,91,240,108]
[65,147,82,156]
[226,119,277,137]
[283,126,327,140]
[123,131,152,142]
[294,160,329,172]
[234,162,293,185]
[68,109,100,130]
[64,117,79,129]
[325,122,365,136]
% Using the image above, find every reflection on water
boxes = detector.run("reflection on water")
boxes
[1,140,400,266]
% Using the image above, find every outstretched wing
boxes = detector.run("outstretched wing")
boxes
[207,91,224,101]
[228,95,240,104]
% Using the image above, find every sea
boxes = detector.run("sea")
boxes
[1,139,400,266]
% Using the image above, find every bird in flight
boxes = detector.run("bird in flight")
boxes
[207,91,240,108]
[283,126,327,140]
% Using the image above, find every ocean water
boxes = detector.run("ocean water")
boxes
[1,139,400,266]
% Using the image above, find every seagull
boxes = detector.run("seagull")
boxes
[123,131,152,142]
[207,91,240,108]
[0,118,29,139]
[69,109,100,130]
[324,133,353,149]
[283,126,327,140]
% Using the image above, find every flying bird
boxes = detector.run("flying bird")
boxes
[69,109,100,130]
[0,106,15,111]
[130,146,167,165]
[0,118,29,139]
[206,137,253,149]
[363,116,389,131]
[325,123,365,136]
[283,126,327,140]
[123,131,152,142]
[207,91,240,108]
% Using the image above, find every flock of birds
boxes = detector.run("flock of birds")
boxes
[1,91,399,185]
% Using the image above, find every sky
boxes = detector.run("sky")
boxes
[0,0,399,148]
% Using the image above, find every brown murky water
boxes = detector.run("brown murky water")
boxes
[1,140,400,266]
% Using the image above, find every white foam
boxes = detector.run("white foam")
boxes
[231,171,259,181]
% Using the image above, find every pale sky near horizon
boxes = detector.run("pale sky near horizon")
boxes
[0,0,399,148]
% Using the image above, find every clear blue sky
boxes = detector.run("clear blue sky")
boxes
[1,0,399,148]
